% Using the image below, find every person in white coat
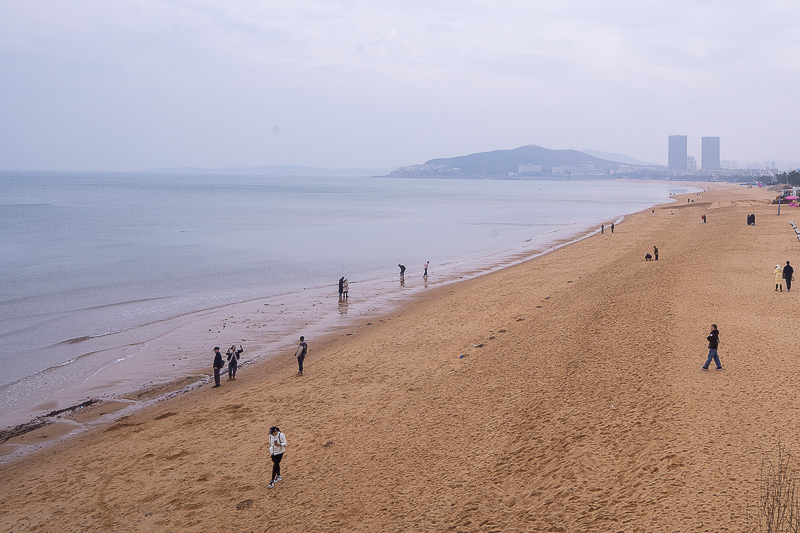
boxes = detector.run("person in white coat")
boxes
[268,426,287,488]
[775,264,784,292]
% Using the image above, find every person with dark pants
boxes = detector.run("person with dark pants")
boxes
[338,277,344,298]
[398,264,406,279]
[653,246,659,261]
[212,347,224,387]
[784,261,794,291]
[267,426,287,489]
[226,344,243,380]
[295,335,307,376]
[702,324,722,370]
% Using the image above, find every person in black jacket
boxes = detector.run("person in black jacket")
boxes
[784,261,795,292]
[212,347,225,387]
[702,325,722,370]
[295,336,308,376]
[226,344,243,380]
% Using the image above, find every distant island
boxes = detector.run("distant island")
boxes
[385,145,664,179]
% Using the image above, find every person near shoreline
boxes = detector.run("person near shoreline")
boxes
[295,336,308,375]
[775,264,784,292]
[342,278,349,298]
[601,224,604,234]
[338,277,344,298]
[212,347,224,387]
[226,344,243,380]
[423,261,429,277]
[611,223,614,233]
[653,246,659,261]
[784,261,794,292]
[702,324,722,370]
[268,426,287,489]
[398,264,406,279]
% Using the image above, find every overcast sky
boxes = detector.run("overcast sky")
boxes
[1,1,799,171]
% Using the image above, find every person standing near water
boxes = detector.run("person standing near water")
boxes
[295,336,307,375]
[702,324,722,370]
[601,224,604,234]
[226,344,243,380]
[338,277,344,298]
[212,347,224,387]
[267,426,287,489]
[398,264,406,279]
[784,261,794,292]
[611,223,614,233]
[342,278,349,298]
[423,261,429,277]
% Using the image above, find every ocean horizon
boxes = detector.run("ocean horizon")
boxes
[0,172,697,430]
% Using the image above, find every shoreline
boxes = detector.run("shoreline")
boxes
[0,184,698,461]
[4,183,795,530]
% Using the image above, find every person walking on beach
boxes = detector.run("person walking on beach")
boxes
[226,344,243,380]
[775,264,784,291]
[653,245,659,261]
[702,324,722,370]
[601,224,604,234]
[423,261,429,277]
[611,223,614,233]
[784,261,794,291]
[398,264,406,279]
[212,347,224,387]
[342,278,349,298]
[338,277,344,298]
[267,426,287,489]
[295,336,308,375]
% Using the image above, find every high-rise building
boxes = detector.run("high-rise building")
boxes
[687,156,697,171]
[702,137,720,170]
[668,135,688,170]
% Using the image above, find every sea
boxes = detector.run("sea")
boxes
[0,171,697,431]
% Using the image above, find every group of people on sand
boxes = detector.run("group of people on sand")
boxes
[774,261,795,292]
[338,276,350,298]
[210,337,305,490]
[211,344,244,387]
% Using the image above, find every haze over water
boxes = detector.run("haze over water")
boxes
[0,172,697,428]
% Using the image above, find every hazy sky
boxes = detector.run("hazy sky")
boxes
[2,1,799,171]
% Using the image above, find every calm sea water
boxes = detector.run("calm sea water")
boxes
[0,172,695,427]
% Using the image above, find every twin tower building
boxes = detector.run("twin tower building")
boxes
[668,135,720,171]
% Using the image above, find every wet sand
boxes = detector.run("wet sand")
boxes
[1,184,797,531]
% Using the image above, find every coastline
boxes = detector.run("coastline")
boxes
[0,183,695,453]
[5,183,793,530]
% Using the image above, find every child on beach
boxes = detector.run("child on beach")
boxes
[268,426,287,488]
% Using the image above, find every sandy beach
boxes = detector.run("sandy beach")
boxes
[2,183,798,531]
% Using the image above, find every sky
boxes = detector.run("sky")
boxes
[1,1,799,171]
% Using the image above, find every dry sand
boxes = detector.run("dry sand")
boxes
[1,184,798,532]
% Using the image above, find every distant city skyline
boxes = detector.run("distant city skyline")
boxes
[702,137,721,170]
[1,2,798,172]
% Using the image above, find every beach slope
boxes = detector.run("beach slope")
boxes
[1,185,796,531]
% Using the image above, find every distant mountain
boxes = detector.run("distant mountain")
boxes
[387,145,627,179]
[579,149,660,167]
[145,165,396,177]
